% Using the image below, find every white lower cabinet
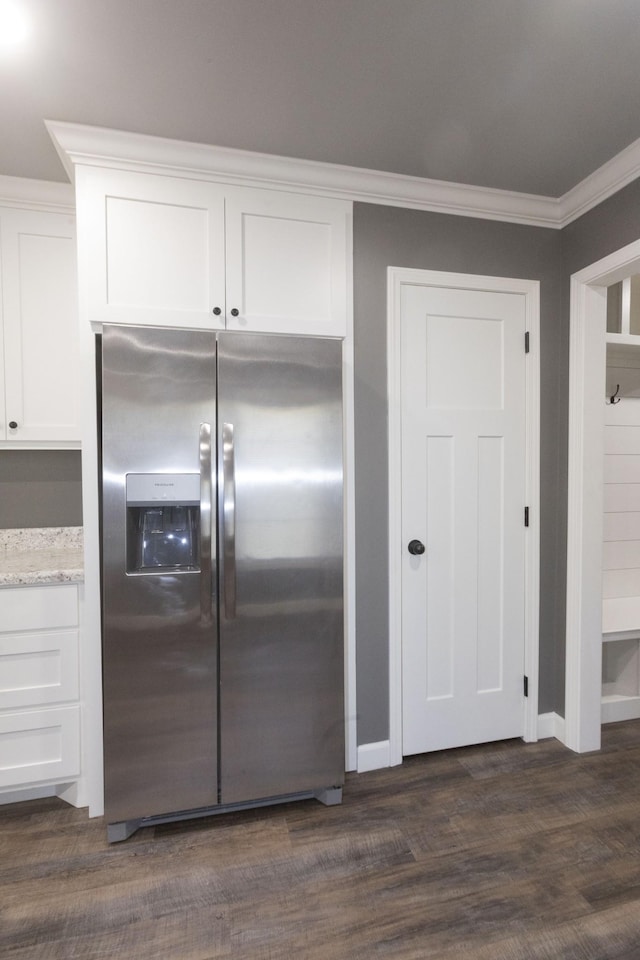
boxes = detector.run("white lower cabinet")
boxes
[0,584,81,800]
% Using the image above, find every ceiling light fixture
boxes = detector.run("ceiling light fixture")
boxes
[0,0,30,51]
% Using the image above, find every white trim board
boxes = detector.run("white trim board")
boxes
[387,268,540,766]
[357,714,561,773]
[565,238,640,753]
[357,741,391,773]
[46,121,640,231]
[558,137,640,228]
[0,173,74,214]
[537,712,566,742]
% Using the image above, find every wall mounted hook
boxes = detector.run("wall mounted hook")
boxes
[609,384,621,405]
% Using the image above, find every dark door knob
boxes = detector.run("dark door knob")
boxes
[8,421,18,429]
[212,306,222,316]
[230,308,240,317]
[408,539,425,555]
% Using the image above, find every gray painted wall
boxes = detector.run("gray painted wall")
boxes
[0,451,82,528]
[353,203,564,744]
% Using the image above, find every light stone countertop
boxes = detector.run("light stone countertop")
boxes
[0,527,84,586]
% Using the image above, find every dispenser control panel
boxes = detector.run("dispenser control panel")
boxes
[126,473,200,506]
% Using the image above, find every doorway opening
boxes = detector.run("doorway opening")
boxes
[566,238,640,753]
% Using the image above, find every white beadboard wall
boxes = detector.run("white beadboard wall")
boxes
[603,394,640,633]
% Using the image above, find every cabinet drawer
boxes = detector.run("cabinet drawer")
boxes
[0,584,78,632]
[0,705,80,789]
[0,630,79,710]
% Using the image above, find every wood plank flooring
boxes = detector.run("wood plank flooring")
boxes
[3,722,640,958]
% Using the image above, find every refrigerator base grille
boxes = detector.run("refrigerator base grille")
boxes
[106,786,343,843]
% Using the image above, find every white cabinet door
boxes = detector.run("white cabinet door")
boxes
[225,188,349,337]
[1,208,80,444]
[78,168,226,330]
[78,168,350,338]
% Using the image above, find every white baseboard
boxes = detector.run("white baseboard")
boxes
[357,740,391,772]
[0,781,87,809]
[537,711,566,741]
[0,784,57,806]
[359,717,567,773]
[602,695,640,724]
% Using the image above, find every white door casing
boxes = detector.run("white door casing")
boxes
[565,238,640,754]
[388,269,540,764]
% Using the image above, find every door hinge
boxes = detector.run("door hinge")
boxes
[525,331,530,353]
[524,675,529,697]
[524,506,529,527]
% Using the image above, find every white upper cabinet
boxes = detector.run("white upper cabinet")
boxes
[224,188,348,336]
[77,169,226,330]
[0,207,80,446]
[76,166,350,337]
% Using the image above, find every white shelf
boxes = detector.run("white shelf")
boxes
[605,333,640,347]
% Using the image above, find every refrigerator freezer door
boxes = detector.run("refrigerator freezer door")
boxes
[101,324,218,824]
[217,332,344,803]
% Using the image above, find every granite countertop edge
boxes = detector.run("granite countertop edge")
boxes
[0,527,84,587]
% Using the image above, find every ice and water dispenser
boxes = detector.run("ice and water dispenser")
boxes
[126,474,200,573]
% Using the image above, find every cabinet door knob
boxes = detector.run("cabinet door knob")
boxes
[230,308,240,317]
[212,307,222,316]
[8,421,18,429]
[408,539,425,555]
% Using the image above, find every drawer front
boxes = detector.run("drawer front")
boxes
[0,706,80,789]
[0,584,78,633]
[0,630,79,710]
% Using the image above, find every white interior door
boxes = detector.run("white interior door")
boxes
[400,280,527,755]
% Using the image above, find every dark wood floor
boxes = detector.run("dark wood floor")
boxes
[4,722,640,959]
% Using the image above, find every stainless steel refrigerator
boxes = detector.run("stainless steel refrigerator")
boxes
[100,324,344,842]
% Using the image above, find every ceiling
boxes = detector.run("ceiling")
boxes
[2,0,640,197]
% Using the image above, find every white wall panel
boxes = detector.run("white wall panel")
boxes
[604,455,640,484]
[603,540,640,570]
[605,426,640,455]
[604,483,640,512]
[604,512,640,541]
[603,568,640,599]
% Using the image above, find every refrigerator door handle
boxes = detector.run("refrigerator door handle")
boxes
[222,422,237,619]
[199,422,214,623]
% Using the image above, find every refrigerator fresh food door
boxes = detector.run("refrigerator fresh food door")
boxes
[217,332,344,803]
[101,324,218,824]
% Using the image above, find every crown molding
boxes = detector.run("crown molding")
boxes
[45,120,559,228]
[558,137,640,228]
[45,120,640,231]
[0,173,74,214]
